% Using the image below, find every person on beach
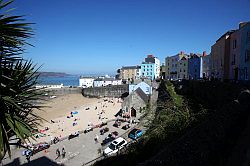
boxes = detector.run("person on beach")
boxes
[94,134,99,143]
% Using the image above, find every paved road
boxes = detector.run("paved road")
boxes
[2,121,137,166]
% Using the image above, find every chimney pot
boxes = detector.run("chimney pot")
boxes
[203,51,207,56]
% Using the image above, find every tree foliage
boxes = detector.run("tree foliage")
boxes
[0,0,42,158]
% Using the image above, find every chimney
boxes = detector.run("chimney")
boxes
[180,51,184,55]
[202,51,207,57]
[239,22,248,29]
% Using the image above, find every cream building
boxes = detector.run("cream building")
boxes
[177,56,188,79]
[120,66,141,81]
[165,52,186,80]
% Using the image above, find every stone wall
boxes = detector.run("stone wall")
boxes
[121,91,147,116]
[82,84,128,98]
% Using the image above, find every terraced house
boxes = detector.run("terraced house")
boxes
[229,22,250,81]
[141,55,160,80]
[119,65,141,81]
[165,51,187,80]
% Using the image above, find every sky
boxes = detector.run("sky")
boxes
[10,0,250,75]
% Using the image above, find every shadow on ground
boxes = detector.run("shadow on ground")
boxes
[4,156,64,166]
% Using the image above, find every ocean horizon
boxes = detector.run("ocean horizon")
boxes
[37,75,79,86]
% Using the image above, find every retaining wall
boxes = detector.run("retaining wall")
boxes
[82,85,129,98]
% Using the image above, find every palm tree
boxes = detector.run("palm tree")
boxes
[0,0,43,159]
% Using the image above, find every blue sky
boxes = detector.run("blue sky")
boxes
[12,0,250,75]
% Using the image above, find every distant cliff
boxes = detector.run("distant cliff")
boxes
[37,72,71,77]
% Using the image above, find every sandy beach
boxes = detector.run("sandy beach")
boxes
[32,93,122,143]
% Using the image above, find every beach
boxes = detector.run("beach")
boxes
[32,93,122,143]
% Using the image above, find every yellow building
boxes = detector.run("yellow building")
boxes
[120,66,141,81]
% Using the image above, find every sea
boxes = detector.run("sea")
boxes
[37,75,79,86]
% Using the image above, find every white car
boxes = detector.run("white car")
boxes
[104,137,127,156]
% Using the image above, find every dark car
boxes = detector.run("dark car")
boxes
[100,127,109,135]
[101,136,115,146]
[84,127,93,134]
[68,132,79,140]
[101,131,119,146]
[108,131,118,137]
[121,124,130,130]
[32,143,50,154]
[128,129,143,140]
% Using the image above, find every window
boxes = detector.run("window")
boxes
[233,40,237,49]
[245,50,250,62]
[184,63,186,66]
[195,69,197,72]
[247,31,250,42]
[147,72,149,75]
[180,69,182,72]
[184,70,185,72]
[150,72,152,75]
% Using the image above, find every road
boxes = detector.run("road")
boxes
[2,121,137,166]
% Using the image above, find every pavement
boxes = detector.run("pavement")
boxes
[1,120,138,166]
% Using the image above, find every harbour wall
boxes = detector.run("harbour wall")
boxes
[82,85,129,98]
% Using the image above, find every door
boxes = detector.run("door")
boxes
[131,107,136,117]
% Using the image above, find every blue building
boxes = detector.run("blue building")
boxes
[141,55,160,80]
[188,54,203,79]
[141,62,156,80]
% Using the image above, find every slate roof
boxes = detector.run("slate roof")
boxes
[135,87,149,103]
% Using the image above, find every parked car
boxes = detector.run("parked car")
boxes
[113,121,121,128]
[103,137,127,156]
[108,131,118,137]
[68,132,79,140]
[121,124,130,130]
[32,142,50,154]
[84,127,93,134]
[101,131,119,146]
[128,128,143,140]
[101,136,115,146]
[100,127,109,135]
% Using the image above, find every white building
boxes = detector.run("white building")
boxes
[79,77,94,88]
[93,78,122,87]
